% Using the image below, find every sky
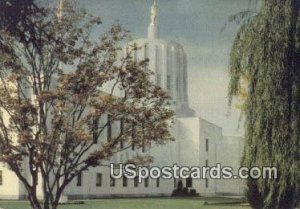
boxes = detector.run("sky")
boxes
[78,0,258,136]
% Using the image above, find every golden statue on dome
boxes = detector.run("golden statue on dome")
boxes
[150,1,158,26]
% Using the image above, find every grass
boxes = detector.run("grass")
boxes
[0,197,251,209]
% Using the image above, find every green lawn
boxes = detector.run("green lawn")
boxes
[0,197,251,209]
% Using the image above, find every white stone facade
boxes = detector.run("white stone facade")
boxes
[216,136,245,196]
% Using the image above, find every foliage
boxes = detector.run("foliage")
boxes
[228,0,300,209]
[0,0,47,48]
[0,1,174,209]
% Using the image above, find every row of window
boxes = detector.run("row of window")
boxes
[93,116,147,152]
[76,173,160,188]
[0,170,208,189]
[92,114,115,144]
[0,142,210,188]
[93,111,210,154]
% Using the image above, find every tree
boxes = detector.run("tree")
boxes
[0,1,174,209]
[228,0,299,209]
[0,0,47,48]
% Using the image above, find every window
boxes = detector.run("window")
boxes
[142,123,145,153]
[134,176,138,187]
[186,177,192,188]
[0,170,2,185]
[120,118,124,149]
[134,50,137,61]
[144,44,148,60]
[107,114,112,141]
[155,46,161,81]
[123,176,128,187]
[205,138,209,152]
[156,178,160,188]
[33,173,38,185]
[183,67,187,93]
[131,123,135,151]
[205,178,209,188]
[110,176,115,187]
[77,172,82,186]
[96,173,102,187]
[144,177,149,187]
[205,160,208,167]
[142,141,145,153]
[92,119,99,144]
[156,74,161,86]
[167,75,171,91]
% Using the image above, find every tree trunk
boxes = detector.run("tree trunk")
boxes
[28,192,42,209]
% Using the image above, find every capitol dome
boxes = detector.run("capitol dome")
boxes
[126,1,195,117]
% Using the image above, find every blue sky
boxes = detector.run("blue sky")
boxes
[78,0,258,136]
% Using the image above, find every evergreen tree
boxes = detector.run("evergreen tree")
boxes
[228,0,300,209]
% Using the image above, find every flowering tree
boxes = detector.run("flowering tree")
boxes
[0,1,174,209]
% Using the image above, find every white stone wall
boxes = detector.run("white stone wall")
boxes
[0,164,23,199]
[175,117,223,196]
[216,136,245,196]
[0,106,245,199]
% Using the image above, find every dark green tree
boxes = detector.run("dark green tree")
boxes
[228,0,300,209]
